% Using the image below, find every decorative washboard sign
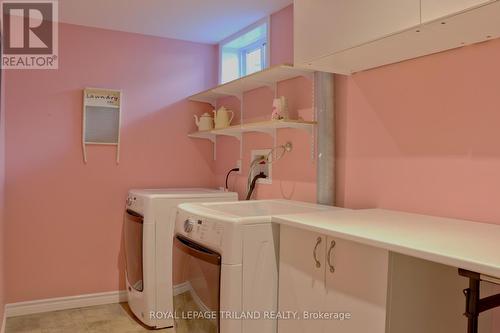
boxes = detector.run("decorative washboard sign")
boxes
[82,88,122,163]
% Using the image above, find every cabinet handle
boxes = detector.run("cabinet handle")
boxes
[313,237,322,268]
[327,239,336,273]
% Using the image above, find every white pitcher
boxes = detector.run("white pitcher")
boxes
[213,106,234,129]
[194,112,214,131]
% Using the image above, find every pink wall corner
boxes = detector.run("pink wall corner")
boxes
[270,4,294,66]
[4,23,218,303]
[215,4,315,201]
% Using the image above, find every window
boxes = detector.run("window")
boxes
[219,19,269,84]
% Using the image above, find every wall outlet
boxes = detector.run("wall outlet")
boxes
[250,149,272,184]
[236,159,242,174]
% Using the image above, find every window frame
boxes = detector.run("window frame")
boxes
[240,38,267,77]
[218,16,271,84]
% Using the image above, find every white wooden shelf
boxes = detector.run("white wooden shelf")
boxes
[187,130,216,143]
[188,64,314,105]
[189,120,316,142]
[188,65,316,160]
[189,120,316,160]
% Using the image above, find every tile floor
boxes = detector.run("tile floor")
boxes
[5,303,171,333]
[174,292,216,333]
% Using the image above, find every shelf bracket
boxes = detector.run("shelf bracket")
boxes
[210,131,241,160]
[206,99,217,107]
[247,128,275,136]
[310,127,315,162]
[217,90,243,101]
[191,98,217,108]
[239,137,243,160]
[213,140,217,160]
[297,125,314,136]
[459,269,500,333]
[216,132,242,141]
[260,82,277,97]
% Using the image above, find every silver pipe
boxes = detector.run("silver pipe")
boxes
[315,72,335,206]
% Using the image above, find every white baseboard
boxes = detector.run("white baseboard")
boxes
[173,282,210,313]
[5,290,127,318]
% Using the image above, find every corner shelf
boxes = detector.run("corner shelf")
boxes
[189,120,316,159]
[187,130,216,143]
[188,64,314,106]
[190,120,316,140]
[188,64,317,160]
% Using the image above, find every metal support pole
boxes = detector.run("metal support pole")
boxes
[315,72,335,206]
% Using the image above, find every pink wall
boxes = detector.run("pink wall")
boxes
[264,3,500,229]
[216,5,500,327]
[270,5,294,66]
[4,23,218,303]
[335,38,500,224]
[0,67,6,324]
[335,37,500,331]
[213,5,316,201]
[3,7,498,330]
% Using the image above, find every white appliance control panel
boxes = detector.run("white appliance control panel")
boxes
[183,217,224,249]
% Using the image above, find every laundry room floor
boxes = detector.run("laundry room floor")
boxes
[5,303,172,333]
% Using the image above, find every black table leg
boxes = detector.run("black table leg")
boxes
[459,269,500,333]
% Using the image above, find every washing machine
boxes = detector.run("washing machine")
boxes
[124,188,237,329]
[173,199,343,333]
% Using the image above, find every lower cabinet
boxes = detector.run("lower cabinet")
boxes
[278,225,476,333]
[278,227,327,333]
[278,225,389,333]
[323,236,389,332]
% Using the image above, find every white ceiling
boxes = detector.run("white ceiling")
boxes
[58,0,292,44]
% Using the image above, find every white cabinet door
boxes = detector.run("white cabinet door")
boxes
[323,237,389,333]
[278,225,327,333]
[421,0,493,23]
[294,0,421,65]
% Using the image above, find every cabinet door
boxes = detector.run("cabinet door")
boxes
[323,237,389,333]
[278,225,327,333]
[294,0,421,65]
[421,0,493,23]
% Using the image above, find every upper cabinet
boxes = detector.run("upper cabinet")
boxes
[295,0,500,74]
[294,0,421,65]
[421,0,493,22]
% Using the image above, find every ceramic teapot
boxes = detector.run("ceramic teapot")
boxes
[213,106,234,129]
[194,112,214,131]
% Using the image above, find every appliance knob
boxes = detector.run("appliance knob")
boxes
[184,219,195,233]
[126,197,133,206]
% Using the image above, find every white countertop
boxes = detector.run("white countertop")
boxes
[273,209,500,279]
